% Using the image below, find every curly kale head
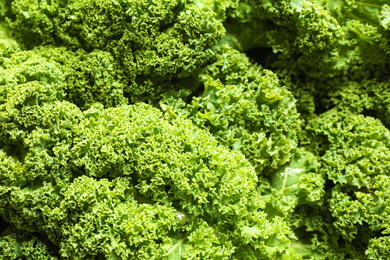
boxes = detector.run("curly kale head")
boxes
[1,0,390,259]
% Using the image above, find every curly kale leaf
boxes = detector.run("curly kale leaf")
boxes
[0,45,128,110]
[5,0,225,102]
[161,45,300,175]
[0,95,294,258]
[301,108,390,258]
[0,227,58,260]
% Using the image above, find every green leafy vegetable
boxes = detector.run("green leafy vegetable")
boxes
[1,0,390,259]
